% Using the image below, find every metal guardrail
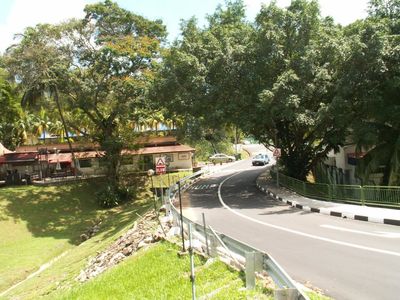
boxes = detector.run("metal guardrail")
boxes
[270,170,400,208]
[167,171,307,300]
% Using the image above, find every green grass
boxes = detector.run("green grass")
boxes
[151,171,193,188]
[53,242,273,300]
[0,181,153,299]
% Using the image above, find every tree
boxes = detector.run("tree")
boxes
[0,68,23,149]
[5,1,166,191]
[245,0,346,179]
[336,2,400,185]
[154,0,253,152]
[4,23,78,168]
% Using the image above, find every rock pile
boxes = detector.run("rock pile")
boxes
[77,210,173,282]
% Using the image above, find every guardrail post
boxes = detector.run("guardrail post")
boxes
[360,185,365,206]
[202,213,210,256]
[245,252,256,290]
[274,288,300,300]
[209,235,218,258]
[245,251,263,290]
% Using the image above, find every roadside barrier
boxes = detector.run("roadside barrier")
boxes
[167,170,308,300]
[270,170,400,208]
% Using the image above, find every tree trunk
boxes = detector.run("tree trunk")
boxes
[54,87,77,177]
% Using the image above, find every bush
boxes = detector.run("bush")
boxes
[95,184,134,208]
[96,184,120,208]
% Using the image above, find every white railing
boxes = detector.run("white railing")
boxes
[167,170,308,300]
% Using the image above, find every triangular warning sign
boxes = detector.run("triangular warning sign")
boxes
[156,157,165,166]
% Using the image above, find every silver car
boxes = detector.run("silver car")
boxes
[209,153,236,164]
[252,154,269,166]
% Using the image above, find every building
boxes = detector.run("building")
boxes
[0,137,195,182]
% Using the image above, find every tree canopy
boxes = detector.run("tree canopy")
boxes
[4,0,166,196]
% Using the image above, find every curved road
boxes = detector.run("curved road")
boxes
[182,153,400,300]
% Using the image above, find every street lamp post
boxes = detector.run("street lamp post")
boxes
[275,132,279,188]
[177,181,186,252]
[147,169,157,211]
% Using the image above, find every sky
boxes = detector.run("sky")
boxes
[0,0,369,53]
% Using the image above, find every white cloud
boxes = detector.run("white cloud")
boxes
[0,0,91,53]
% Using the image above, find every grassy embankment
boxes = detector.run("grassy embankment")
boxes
[0,180,153,299]
[0,172,273,299]
[53,241,272,300]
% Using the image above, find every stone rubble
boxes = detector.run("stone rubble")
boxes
[77,210,173,282]
[76,208,275,293]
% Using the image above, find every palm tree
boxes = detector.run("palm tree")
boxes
[6,24,78,175]
[34,108,53,143]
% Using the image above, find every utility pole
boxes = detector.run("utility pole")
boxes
[275,131,279,188]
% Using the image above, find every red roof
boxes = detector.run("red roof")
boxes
[123,144,195,155]
[46,153,73,163]
[4,152,38,163]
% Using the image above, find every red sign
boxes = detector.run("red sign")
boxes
[273,148,281,158]
[156,164,166,174]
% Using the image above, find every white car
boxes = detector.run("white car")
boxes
[252,154,269,166]
[209,153,236,164]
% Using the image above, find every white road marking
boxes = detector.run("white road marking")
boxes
[320,225,400,238]
[218,172,400,258]
[190,184,220,190]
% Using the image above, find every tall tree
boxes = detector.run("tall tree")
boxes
[5,1,166,188]
[336,1,400,185]
[154,0,253,150]
[0,68,23,149]
[246,0,346,179]
[4,23,78,167]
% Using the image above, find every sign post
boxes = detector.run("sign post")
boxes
[273,148,281,187]
[155,156,166,175]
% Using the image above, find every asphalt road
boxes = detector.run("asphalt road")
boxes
[182,152,400,300]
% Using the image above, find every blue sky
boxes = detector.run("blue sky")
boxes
[0,0,369,53]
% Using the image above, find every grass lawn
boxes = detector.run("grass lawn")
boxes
[53,241,273,300]
[151,171,192,188]
[0,180,153,298]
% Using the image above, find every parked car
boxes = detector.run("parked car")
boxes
[209,153,236,164]
[252,153,269,166]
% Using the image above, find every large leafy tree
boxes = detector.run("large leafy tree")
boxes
[5,0,166,186]
[0,68,23,149]
[336,1,400,185]
[245,0,346,179]
[154,0,253,149]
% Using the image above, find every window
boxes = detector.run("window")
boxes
[165,154,174,164]
[178,152,190,160]
[121,155,133,165]
[79,159,92,168]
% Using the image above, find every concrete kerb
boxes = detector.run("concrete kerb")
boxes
[256,174,400,227]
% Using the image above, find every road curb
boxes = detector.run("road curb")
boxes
[256,182,400,227]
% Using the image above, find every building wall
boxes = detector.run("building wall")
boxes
[78,152,193,175]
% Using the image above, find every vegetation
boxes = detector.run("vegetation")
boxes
[4,0,167,197]
[153,0,400,184]
[0,183,273,300]
[52,242,272,300]
[0,68,21,149]
[0,181,153,299]
[0,0,399,184]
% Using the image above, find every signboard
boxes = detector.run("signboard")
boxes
[155,156,166,174]
[156,164,166,174]
[273,148,281,158]
[155,156,166,166]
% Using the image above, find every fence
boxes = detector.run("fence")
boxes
[167,170,307,300]
[270,170,400,208]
